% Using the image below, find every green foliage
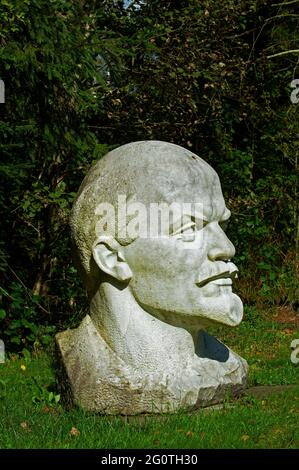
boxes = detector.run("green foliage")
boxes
[99,0,298,306]
[0,283,55,350]
[31,375,61,408]
[0,0,298,350]
[0,0,126,350]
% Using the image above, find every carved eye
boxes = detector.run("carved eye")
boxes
[173,222,196,241]
[181,224,196,241]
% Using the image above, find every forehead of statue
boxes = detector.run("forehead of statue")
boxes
[122,148,226,222]
[80,141,227,221]
[141,173,226,222]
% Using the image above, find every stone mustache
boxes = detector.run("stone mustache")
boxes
[56,141,248,414]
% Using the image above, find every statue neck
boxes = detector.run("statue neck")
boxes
[89,282,196,377]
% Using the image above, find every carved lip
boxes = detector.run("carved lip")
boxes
[196,270,238,288]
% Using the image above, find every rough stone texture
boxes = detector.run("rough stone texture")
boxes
[56,315,247,414]
[56,140,248,414]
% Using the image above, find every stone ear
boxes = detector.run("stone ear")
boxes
[92,236,132,282]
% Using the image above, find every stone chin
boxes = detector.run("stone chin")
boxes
[138,291,243,331]
[215,292,244,327]
[191,291,244,328]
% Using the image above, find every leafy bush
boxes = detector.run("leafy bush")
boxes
[0,283,55,351]
[0,0,298,351]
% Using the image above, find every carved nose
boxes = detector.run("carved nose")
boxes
[207,222,235,261]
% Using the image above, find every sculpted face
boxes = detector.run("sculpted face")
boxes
[73,140,243,330]
[120,172,243,330]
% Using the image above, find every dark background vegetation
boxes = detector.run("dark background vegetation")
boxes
[0,0,298,353]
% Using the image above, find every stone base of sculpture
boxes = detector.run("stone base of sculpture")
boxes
[56,315,248,415]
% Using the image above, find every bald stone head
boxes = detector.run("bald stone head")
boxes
[70,141,242,328]
[71,141,222,283]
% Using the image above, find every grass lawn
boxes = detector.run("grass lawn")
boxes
[0,306,298,449]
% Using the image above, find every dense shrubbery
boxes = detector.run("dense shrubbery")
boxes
[0,0,298,352]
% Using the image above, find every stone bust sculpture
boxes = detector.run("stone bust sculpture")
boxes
[56,141,248,414]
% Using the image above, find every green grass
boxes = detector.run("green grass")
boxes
[0,306,298,449]
[210,306,299,387]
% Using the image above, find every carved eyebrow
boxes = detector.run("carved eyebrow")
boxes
[170,213,207,236]
[171,219,196,236]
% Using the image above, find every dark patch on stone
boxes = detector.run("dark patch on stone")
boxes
[195,330,229,362]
